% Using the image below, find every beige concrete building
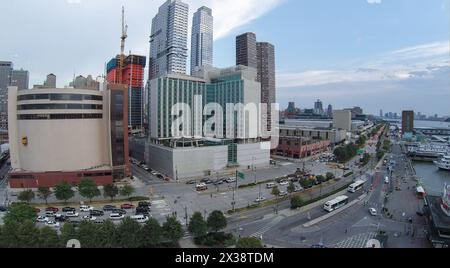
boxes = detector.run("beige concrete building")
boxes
[333,110,352,131]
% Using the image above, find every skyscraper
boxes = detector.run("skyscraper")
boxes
[327,104,333,117]
[107,54,146,129]
[44,74,56,88]
[236,32,257,69]
[10,69,29,90]
[257,42,276,130]
[0,61,13,90]
[402,110,414,134]
[149,0,189,80]
[190,6,213,74]
[314,99,324,115]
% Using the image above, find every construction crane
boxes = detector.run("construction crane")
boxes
[118,6,128,84]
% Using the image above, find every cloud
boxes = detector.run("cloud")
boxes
[201,0,285,40]
[278,41,450,88]
[367,0,382,4]
[67,0,81,4]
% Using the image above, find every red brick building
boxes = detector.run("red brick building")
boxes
[275,136,331,159]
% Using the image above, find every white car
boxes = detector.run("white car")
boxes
[82,215,97,221]
[37,216,49,222]
[131,215,149,223]
[294,186,304,192]
[254,197,266,203]
[110,213,125,220]
[369,208,378,216]
[384,177,390,184]
[279,191,288,197]
[151,171,158,176]
[45,221,60,228]
[279,181,289,186]
[80,205,94,212]
[66,211,79,217]
[226,177,237,183]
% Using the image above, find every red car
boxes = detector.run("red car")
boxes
[45,207,59,213]
[120,204,135,210]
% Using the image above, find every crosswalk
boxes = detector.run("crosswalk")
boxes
[152,199,172,217]
[249,216,285,239]
[335,232,377,248]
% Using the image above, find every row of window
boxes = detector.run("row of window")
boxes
[18,93,103,101]
[18,113,103,120]
[10,172,112,180]
[17,103,103,111]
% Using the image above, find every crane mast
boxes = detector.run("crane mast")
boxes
[118,6,128,84]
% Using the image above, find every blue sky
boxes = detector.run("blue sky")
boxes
[1,0,449,116]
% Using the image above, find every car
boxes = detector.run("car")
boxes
[34,208,41,213]
[37,216,49,222]
[369,208,378,216]
[186,180,197,185]
[112,209,127,215]
[294,186,304,192]
[279,181,289,186]
[45,211,56,217]
[66,211,79,217]
[157,174,165,180]
[121,204,135,210]
[102,205,117,211]
[254,197,266,203]
[136,210,150,217]
[45,207,59,213]
[90,210,104,216]
[138,201,151,208]
[279,191,288,197]
[110,213,125,220]
[226,177,237,183]
[311,243,327,248]
[0,205,8,212]
[55,214,68,222]
[266,183,276,189]
[82,215,97,221]
[45,221,60,228]
[80,205,94,212]
[384,177,390,184]
[68,219,81,225]
[201,178,214,184]
[131,215,149,223]
[213,179,224,185]
[62,207,76,213]
[151,171,158,176]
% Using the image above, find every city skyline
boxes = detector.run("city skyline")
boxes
[0,0,448,116]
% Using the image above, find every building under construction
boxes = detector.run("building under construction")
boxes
[106,7,146,130]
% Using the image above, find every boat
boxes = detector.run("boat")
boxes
[434,155,450,171]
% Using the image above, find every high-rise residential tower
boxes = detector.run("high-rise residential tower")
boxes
[149,0,189,80]
[236,33,257,69]
[402,110,414,134]
[0,61,13,90]
[257,42,276,129]
[190,6,213,74]
[11,69,29,90]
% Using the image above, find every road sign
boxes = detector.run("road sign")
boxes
[237,171,245,180]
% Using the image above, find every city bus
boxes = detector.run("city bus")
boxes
[348,180,366,193]
[323,195,349,212]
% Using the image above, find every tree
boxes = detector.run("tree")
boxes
[207,210,227,233]
[60,223,77,247]
[162,216,184,244]
[316,175,326,184]
[0,221,19,247]
[37,187,52,205]
[236,237,263,248]
[97,220,116,248]
[3,202,36,225]
[139,217,163,248]
[103,184,119,201]
[115,218,142,248]
[54,181,75,204]
[287,182,296,195]
[18,190,35,203]
[76,220,100,248]
[188,212,208,238]
[271,186,281,214]
[119,184,135,201]
[78,179,100,203]
[39,226,61,248]
[16,220,40,248]
[291,195,304,209]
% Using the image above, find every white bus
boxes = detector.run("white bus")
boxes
[348,180,366,193]
[323,195,349,212]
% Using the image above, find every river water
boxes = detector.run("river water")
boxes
[413,162,450,195]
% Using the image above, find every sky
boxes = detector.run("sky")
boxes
[1,0,449,116]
